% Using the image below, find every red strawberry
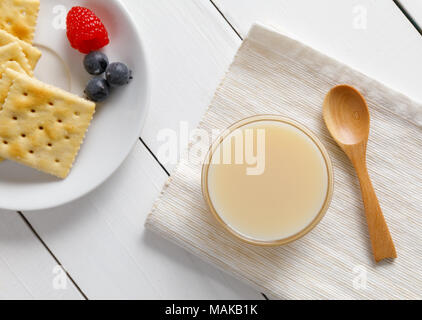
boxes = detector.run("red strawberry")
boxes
[66,7,110,54]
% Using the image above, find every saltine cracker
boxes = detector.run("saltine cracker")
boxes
[0,0,40,44]
[0,29,41,69]
[0,69,96,178]
[0,62,26,162]
[0,42,33,76]
[0,61,26,78]
[0,60,27,107]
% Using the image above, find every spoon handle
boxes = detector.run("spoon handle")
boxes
[353,159,397,262]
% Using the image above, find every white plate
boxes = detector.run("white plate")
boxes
[0,0,149,211]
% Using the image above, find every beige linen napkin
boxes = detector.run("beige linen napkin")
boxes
[146,24,422,299]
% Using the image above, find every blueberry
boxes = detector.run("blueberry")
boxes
[105,62,132,86]
[84,51,109,75]
[85,77,110,102]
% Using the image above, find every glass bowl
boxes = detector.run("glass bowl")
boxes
[201,115,334,246]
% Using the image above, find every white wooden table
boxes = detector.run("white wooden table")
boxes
[1,0,421,300]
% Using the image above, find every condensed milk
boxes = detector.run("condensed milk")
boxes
[202,115,333,246]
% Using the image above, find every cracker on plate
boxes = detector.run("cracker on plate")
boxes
[0,47,31,106]
[0,29,41,69]
[0,0,40,44]
[0,60,27,106]
[0,60,26,77]
[0,62,26,163]
[0,42,32,76]
[0,69,96,178]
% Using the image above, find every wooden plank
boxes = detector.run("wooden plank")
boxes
[23,142,262,299]
[399,0,422,34]
[212,0,422,104]
[0,211,83,299]
[134,0,242,172]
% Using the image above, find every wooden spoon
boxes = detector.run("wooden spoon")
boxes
[323,85,397,262]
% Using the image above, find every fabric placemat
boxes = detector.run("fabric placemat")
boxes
[145,24,422,299]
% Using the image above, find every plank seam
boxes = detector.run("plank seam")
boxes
[18,211,89,300]
[139,138,170,176]
[209,0,243,40]
[393,0,422,36]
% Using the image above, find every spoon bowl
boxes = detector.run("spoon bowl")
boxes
[323,85,397,262]
[323,85,370,145]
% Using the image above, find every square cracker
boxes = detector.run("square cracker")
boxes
[0,0,40,44]
[0,63,26,162]
[0,29,41,69]
[0,61,27,107]
[0,69,96,178]
[0,60,26,77]
[0,42,32,76]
